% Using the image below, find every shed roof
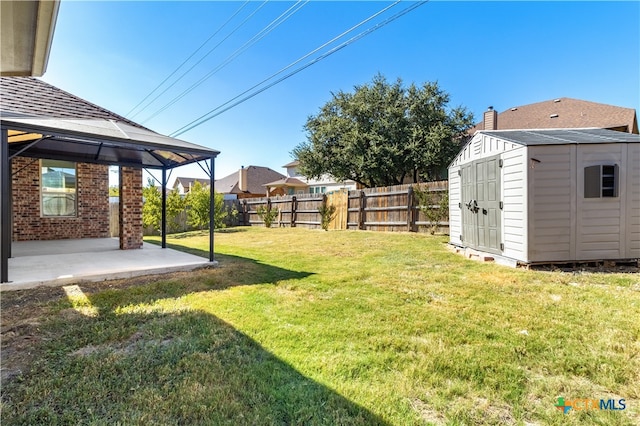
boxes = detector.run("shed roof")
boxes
[480,128,640,146]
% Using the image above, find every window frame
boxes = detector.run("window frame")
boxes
[584,164,619,199]
[40,159,78,217]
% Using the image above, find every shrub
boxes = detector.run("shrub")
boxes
[318,204,337,231]
[414,186,449,235]
[256,205,279,228]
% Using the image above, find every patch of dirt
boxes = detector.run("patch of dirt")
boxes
[527,262,639,274]
[0,270,197,385]
[70,331,178,358]
[409,398,445,426]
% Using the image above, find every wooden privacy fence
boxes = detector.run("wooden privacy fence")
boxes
[227,181,449,233]
[346,181,448,232]
[231,193,332,230]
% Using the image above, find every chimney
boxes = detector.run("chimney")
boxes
[239,166,248,192]
[483,106,498,130]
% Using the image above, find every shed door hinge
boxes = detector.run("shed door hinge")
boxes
[500,243,504,251]
[460,235,463,242]
[499,201,503,210]
[458,202,462,209]
[499,159,503,168]
[458,169,462,176]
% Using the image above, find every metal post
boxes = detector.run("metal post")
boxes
[1,128,10,283]
[161,167,167,249]
[209,157,215,262]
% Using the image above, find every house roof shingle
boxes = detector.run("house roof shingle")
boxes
[174,177,209,189]
[1,77,219,169]
[470,97,638,134]
[215,166,286,195]
[0,77,146,128]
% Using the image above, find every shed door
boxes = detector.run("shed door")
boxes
[461,155,502,254]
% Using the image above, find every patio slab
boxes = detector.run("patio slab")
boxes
[3,238,214,291]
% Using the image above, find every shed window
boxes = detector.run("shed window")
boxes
[41,160,77,216]
[584,164,618,198]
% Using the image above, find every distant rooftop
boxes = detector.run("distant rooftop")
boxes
[471,97,638,134]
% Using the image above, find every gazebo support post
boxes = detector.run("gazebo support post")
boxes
[161,167,167,249]
[209,157,215,262]
[1,128,10,283]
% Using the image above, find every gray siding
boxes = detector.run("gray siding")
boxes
[576,145,624,260]
[448,166,462,245]
[528,145,576,262]
[501,147,527,261]
[627,143,640,257]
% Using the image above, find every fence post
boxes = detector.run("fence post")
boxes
[358,190,366,230]
[407,185,415,232]
[291,196,297,227]
[242,199,248,226]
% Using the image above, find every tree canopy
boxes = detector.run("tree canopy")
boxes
[292,74,474,187]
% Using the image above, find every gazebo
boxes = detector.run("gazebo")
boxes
[1,113,220,283]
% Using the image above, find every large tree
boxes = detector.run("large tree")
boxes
[292,74,474,187]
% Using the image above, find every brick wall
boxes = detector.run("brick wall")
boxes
[11,157,109,241]
[119,167,143,249]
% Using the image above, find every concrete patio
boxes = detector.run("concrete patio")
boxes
[2,238,214,291]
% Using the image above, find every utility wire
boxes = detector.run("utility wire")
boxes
[125,1,250,118]
[170,0,401,136]
[129,0,269,120]
[140,0,309,125]
[171,1,427,137]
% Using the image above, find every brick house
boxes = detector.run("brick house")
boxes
[1,77,220,282]
[471,98,639,134]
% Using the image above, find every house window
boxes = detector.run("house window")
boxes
[584,164,618,198]
[41,160,77,216]
[310,187,327,194]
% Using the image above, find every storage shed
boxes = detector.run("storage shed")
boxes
[448,128,640,265]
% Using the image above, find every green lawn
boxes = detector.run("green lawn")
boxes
[2,227,639,425]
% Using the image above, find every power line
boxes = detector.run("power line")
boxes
[129,0,269,121]
[140,0,309,125]
[170,0,402,136]
[125,1,250,118]
[171,1,427,137]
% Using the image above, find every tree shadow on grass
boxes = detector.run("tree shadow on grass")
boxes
[2,297,388,425]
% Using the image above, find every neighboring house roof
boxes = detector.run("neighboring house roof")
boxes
[174,177,209,190]
[470,97,638,134]
[0,77,146,128]
[263,177,308,188]
[478,128,640,146]
[215,166,286,195]
[282,160,300,168]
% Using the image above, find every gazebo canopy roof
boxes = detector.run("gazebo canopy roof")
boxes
[2,113,219,169]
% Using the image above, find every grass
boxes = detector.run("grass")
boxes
[2,227,639,425]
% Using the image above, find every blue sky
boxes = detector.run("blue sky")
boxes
[41,1,640,184]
